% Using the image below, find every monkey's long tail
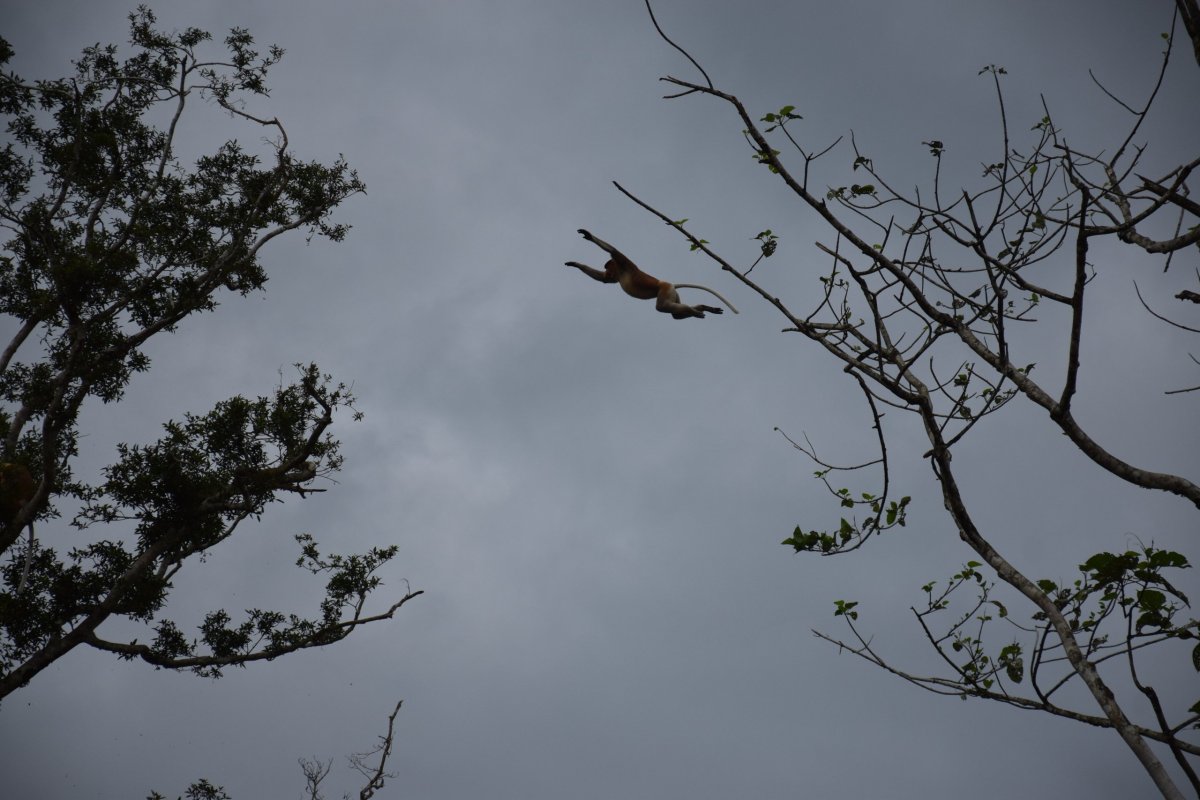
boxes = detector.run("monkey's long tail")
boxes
[674,284,739,314]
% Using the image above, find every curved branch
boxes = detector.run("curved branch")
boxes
[812,627,1200,756]
[643,0,712,90]
[82,590,423,670]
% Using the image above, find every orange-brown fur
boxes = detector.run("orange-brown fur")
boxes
[565,229,737,320]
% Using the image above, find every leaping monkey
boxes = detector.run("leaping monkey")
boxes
[565,229,737,319]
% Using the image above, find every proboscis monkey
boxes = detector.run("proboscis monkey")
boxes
[565,229,737,319]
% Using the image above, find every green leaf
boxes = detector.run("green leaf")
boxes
[833,599,859,620]
[1081,552,1119,572]
[1137,589,1167,612]
[1148,549,1189,569]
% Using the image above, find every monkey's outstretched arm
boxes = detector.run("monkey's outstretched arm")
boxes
[564,260,615,283]
[577,229,640,273]
[577,228,615,253]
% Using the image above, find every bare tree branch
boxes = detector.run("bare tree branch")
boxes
[627,4,1200,797]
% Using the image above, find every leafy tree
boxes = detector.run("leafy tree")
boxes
[0,7,419,703]
[625,1,1200,797]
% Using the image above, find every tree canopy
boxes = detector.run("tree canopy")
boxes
[0,8,418,702]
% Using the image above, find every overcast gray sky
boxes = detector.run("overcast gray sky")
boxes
[1,1,1197,798]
